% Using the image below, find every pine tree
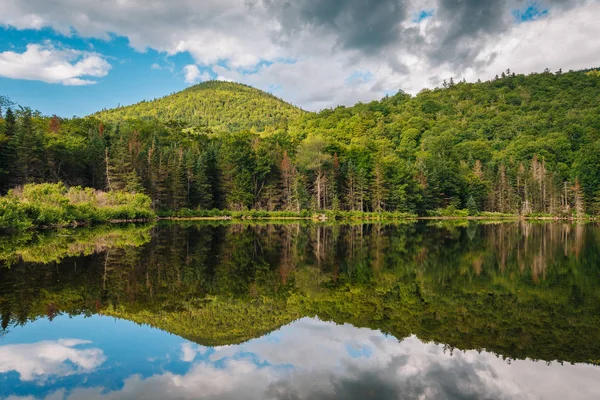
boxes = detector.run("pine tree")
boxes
[87,123,107,189]
[331,152,341,210]
[194,151,214,209]
[495,164,514,213]
[591,189,600,217]
[573,178,585,218]
[15,107,43,184]
[466,195,478,216]
[371,163,388,212]
[355,167,369,212]
[346,160,358,211]
[170,147,187,210]
[280,150,297,211]
[105,135,143,193]
[0,107,16,191]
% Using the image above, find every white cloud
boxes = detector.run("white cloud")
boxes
[0,43,111,85]
[180,343,210,362]
[182,64,211,84]
[0,339,106,381]
[472,4,600,80]
[0,1,599,108]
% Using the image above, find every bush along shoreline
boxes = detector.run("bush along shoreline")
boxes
[0,183,155,231]
[1,183,595,233]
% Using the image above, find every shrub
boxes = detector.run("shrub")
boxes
[0,183,155,231]
[0,197,33,231]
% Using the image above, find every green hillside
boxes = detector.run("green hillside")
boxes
[2,69,600,217]
[93,80,305,132]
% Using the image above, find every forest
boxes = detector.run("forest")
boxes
[1,68,600,221]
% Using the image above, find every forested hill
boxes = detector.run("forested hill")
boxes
[93,80,305,132]
[1,69,600,217]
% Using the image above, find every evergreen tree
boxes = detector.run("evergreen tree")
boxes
[280,150,297,211]
[371,162,388,212]
[14,107,43,184]
[105,134,143,193]
[466,195,478,216]
[0,107,16,191]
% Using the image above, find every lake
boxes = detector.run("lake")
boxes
[1,221,600,399]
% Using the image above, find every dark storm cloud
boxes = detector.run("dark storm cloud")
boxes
[263,0,589,72]
[427,0,511,68]
[427,0,586,68]
[263,0,409,54]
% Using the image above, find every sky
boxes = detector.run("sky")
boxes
[0,0,599,117]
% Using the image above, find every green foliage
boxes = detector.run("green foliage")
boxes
[2,69,600,217]
[427,206,470,217]
[0,183,155,231]
[0,197,33,231]
[466,195,479,215]
[0,224,152,265]
[158,209,416,220]
[94,81,304,132]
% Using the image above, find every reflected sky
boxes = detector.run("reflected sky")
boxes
[1,315,599,400]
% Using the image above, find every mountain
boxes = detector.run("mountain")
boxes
[2,69,600,216]
[93,80,305,132]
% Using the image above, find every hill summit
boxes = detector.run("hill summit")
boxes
[94,80,305,132]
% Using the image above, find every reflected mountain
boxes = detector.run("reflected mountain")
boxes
[1,221,600,364]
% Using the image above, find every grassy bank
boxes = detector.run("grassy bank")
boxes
[158,207,598,222]
[0,183,155,231]
[157,208,417,221]
[426,206,598,220]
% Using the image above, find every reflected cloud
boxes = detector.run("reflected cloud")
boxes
[12,318,599,399]
[179,343,210,363]
[0,339,106,381]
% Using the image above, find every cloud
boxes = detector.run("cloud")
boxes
[180,343,210,362]
[0,43,111,85]
[0,339,106,381]
[264,0,409,55]
[0,0,598,108]
[469,2,600,80]
[182,64,211,84]
[6,318,600,400]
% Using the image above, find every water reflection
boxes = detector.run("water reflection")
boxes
[0,339,105,381]
[1,221,600,398]
[1,316,599,400]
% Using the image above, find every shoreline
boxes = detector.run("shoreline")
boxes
[3,214,597,234]
[158,215,598,222]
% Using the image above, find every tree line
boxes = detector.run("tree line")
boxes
[1,69,600,216]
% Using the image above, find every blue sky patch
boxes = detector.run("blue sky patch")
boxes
[0,27,193,117]
[413,10,435,23]
[512,3,549,23]
[346,71,374,86]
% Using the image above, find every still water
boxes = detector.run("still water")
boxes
[1,221,600,399]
